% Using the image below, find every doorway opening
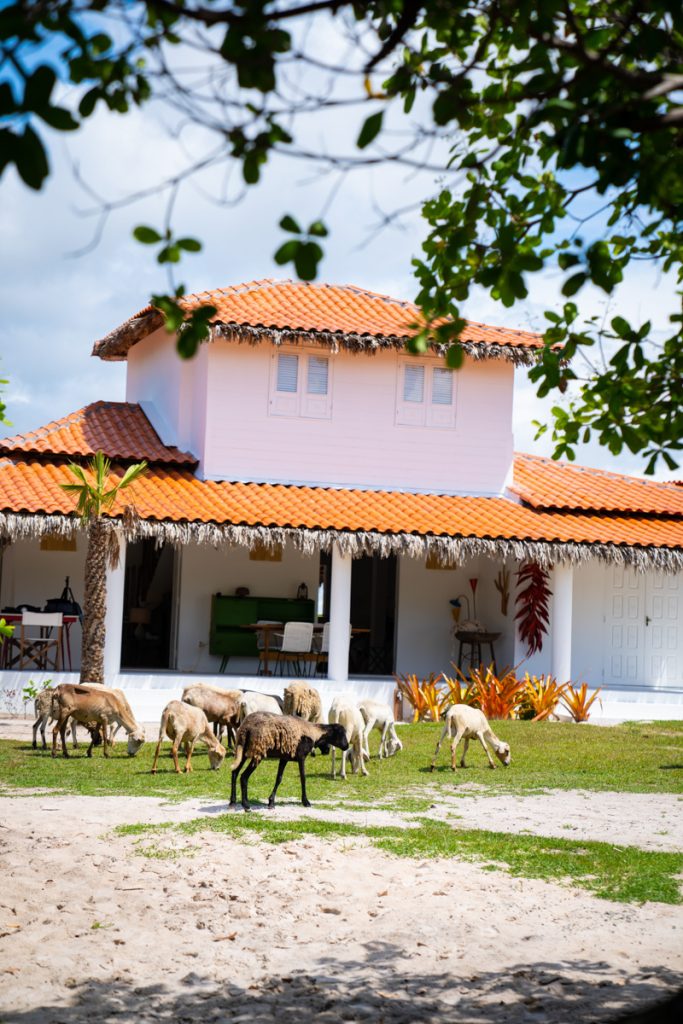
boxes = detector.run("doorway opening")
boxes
[121,540,176,669]
[319,552,397,675]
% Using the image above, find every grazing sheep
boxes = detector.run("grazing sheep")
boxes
[328,697,369,780]
[229,712,349,811]
[283,682,323,723]
[50,684,146,759]
[358,699,403,759]
[182,685,242,749]
[430,704,511,771]
[238,691,283,722]
[151,700,226,774]
[33,689,82,750]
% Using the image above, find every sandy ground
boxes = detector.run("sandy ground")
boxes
[1,715,682,1022]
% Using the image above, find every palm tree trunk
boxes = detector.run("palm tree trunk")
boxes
[80,517,108,683]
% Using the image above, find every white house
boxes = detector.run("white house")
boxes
[1,278,682,722]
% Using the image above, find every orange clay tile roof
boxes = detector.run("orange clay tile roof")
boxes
[0,403,196,466]
[93,279,543,360]
[0,459,682,555]
[512,452,683,516]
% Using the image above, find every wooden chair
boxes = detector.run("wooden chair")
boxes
[18,612,63,671]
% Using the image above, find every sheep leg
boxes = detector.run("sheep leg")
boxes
[32,714,44,750]
[358,740,369,777]
[476,732,497,768]
[71,721,79,748]
[239,758,259,811]
[379,722,390,759]
[150,736,164,774]
[184,740,196,773]
[430,723,450,770]
[363,717,376,759]
[268,756,289,808]
[101,723,109,758]
[450,729,466,770]
[55,715,71,758]
[331,744,337,780]
[459,737,470,768]
[297,757,311,808]
[171,738,182,773]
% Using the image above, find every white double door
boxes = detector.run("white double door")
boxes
[605,567,683,689]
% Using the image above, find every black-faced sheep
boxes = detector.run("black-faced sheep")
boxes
[151,700,226,774]
[229,712,349,811]
[430,704,511,771]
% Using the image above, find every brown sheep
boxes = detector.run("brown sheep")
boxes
[229,712,349,811]
[283,682,323,723]
[50,684,145,759]
[151,700,226,774]
[181,685,242,749]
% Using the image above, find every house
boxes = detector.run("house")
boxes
[1,279,682,722]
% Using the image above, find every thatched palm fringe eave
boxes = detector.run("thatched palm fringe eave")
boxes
[92,312,539,367]
[209,323,538,366]
[1,511,681,573]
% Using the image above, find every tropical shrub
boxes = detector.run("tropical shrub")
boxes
[561,683,602,722]
[442,669,480,708]
[471,665,526,720]
[520,674,568,721]
[393,673,449,722]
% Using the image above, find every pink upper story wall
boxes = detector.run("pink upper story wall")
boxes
[126,335,515,495]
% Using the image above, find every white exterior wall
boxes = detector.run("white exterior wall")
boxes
[395,555,516,677]
[126,335,515,495]
[174,542,320,674]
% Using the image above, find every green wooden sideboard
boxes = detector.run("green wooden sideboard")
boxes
[209,593,315,671]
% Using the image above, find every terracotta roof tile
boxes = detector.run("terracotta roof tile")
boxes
[512,452,683,516]
[94,279,543,359]
[1,459,681,554]
[0,402,196,466]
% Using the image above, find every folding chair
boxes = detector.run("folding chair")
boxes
[18,612,63,671]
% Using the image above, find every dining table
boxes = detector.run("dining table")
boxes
[0,612,79,671]
[239,622,368,676]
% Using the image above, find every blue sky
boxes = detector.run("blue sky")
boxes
[0,15,678,482]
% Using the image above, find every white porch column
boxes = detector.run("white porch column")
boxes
[551,563,573,683]
[327,545,352,683]
[103,537,126,681]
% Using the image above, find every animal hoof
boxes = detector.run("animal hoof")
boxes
[150,769,157,775]
[242,806,251,813]
[429,765,435,772]
[302,799,311,808]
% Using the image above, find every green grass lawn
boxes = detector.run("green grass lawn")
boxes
[1,719,681,803]
[3,720,682,906]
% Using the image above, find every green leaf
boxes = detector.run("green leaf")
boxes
[308,220,328,238]
[357,110,384,149]
[274,239,299,266]
[38,105,78,131]
[176,237,202,252]
[133,225,162,244]
[610,316,631,339]
[561,273,587,297]
[279,214,301,234]
[445,344,464,369]
[294,240,323,281]
[15,124,49,190]
[23,65,56,112]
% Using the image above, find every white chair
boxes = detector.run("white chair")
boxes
[273,621,314,676]
[255,619,283,675]
[18,612,63,670]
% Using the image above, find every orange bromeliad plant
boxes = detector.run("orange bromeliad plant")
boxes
[393,673,448,722]
[561,683,602,722]
[522,674,568,721]
[473,666,526,720]
[442,668,479,708]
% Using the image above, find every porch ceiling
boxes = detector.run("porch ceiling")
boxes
[0,457,681,572]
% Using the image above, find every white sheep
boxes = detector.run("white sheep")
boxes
[151,700,226,774]
[358,698,403,759]
[328,696,368,780]
[238,691,284,722]
[430,704,511,771]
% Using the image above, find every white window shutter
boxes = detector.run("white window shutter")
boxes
[428,367,456,427]
[396,363,426,425]
[270,352,300,416]
[302,355,332,418]
[277,353,299,392]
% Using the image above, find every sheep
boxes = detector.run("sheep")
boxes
[328,697,369,780]
[50,684,146,759]
[229,712,349,811]
[238,691,284,723]
[182,684,242,749]
[283,682,323,723]
[151,700,226,774]
[358,698,403,759]
[430,704,511,771]
[33,689,82,750]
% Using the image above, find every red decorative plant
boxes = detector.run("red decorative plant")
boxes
[515,561,552,655]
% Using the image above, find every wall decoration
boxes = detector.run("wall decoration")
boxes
[494,566,510,615]
[515,561,552,655]
[249,541,283,562]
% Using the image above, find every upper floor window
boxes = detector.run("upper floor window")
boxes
[396,360,456,428]
[270,350,332,418]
